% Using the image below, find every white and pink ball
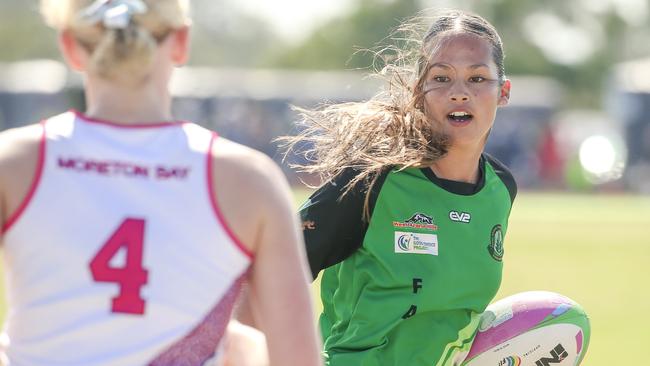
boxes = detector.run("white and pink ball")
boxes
[462,291,590,366]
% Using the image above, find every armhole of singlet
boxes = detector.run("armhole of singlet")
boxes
[484,153,517,205]
[1,120,47,234]
[206,133,255,260]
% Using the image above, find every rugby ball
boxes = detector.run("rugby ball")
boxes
[462,291,590,366]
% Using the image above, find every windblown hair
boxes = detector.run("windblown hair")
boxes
[40,0,190,85]
[279,9,505,201]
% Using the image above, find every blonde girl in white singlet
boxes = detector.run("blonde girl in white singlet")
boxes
[0,1,322,365]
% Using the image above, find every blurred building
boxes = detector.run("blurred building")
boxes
[0,60,82,130]
[1,60,564,188]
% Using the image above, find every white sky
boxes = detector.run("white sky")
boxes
[231,0,354,42]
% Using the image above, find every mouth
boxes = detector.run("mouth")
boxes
[447,111,473,124]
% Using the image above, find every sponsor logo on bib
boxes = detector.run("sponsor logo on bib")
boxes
[392,212,438,231]
[449,210,471,223]
[487,224,504,261]
[394,231,438,255]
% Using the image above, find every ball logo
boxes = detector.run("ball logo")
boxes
[498,356,522,366]
[535,344,568,366]
[487,224,504,261]
[397,234,412,251]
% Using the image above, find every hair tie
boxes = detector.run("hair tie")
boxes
[78,0,148,29]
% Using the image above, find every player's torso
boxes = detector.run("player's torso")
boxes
[0,112,251,366]
[322,165,513,366]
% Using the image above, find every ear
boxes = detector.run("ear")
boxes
[58,30,88,72]
[497,79,511,107]
[170,26,190,66]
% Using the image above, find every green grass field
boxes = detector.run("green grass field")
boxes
[294,190,650,366]
[0,192,647,364]
[492,193,649,365]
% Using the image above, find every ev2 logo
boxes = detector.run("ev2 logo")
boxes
[449,211,471,223]
[535,343,568,366]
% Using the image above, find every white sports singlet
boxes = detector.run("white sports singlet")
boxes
[0,111,253,365]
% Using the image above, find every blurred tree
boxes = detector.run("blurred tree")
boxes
[187,0,286,67]
[0,2,59,61]
[0,0,285,68]
[266,0,650,108]
[481,0,633,107]
[268,0,420,70]
[2,0,649,109]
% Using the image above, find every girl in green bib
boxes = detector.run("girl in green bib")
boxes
[283,8,516,366]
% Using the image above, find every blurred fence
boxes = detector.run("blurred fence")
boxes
[1,59,646,192]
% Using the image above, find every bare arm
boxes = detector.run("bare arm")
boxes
[220,320,269,366]
[212,138,322,366]
[0,124,43,242]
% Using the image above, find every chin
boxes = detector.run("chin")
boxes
[447,136,486,153]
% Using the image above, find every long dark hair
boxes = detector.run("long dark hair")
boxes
[280,8,506,211]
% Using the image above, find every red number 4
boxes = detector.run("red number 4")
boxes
[90,218,149,315]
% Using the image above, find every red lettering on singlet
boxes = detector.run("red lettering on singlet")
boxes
[57,157,190,181]
[58,157,150,178]
[156,166,191,180]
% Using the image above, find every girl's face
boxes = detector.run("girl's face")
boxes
[421,33,510,153]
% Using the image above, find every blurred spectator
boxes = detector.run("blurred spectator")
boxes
[610,57,650,193]
[537,121,564,189]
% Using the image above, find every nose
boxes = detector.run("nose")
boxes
[449,82,470,102]
[450,93,469,102]
[449,90,469,102]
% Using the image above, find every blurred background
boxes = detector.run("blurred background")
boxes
[3,0,650,191]
[1,0,649,364]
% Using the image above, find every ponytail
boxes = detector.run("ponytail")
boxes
[90,23,157,84]
[41,0,190,85]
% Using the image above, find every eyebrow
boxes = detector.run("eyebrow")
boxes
[429,63,451,70]
[469,63,490,69]
[428,63,491,70]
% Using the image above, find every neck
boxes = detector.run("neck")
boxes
[429,148,483,184]
[84,76,172,124]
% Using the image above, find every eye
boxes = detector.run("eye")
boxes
[469,76,486,83]
[432,75,450,83]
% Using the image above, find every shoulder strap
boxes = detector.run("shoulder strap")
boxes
[299,168,389,278]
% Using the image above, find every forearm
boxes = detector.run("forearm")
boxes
[250,261,322,366]
[232,284,257,328]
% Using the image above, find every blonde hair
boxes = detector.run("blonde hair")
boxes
[41,0,191,84]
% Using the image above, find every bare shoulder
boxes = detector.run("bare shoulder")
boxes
[211,137,288,198]
[0,124,43,163]
[210,137,294,252]
[0,123,44,229]
[0,124,44,184]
